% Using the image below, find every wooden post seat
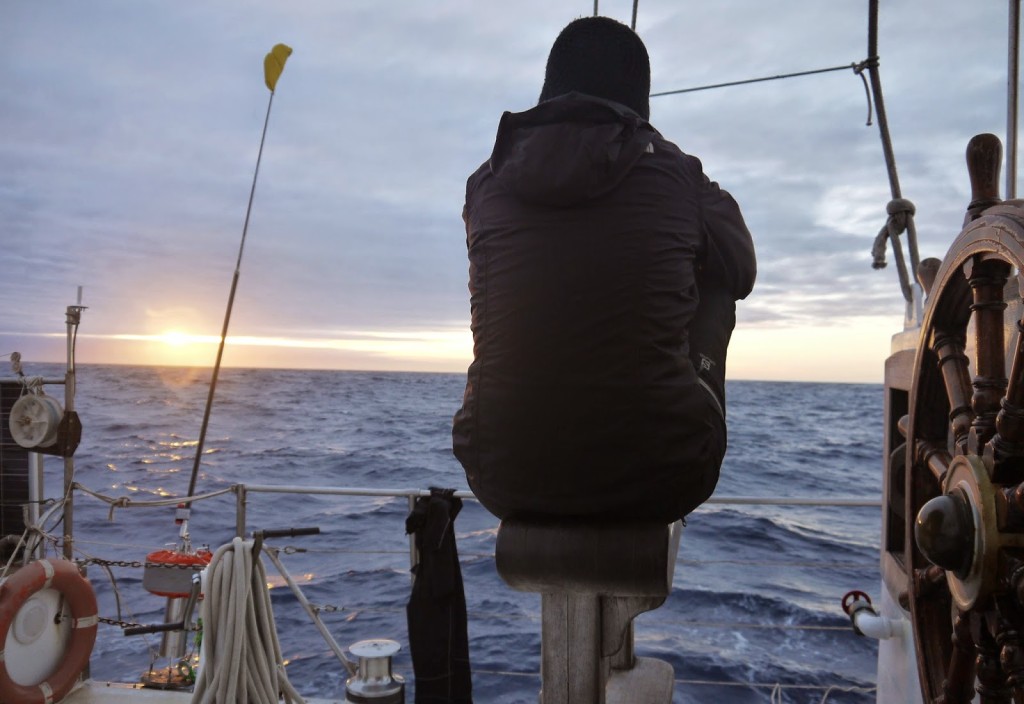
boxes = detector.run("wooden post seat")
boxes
[495,516,683,704]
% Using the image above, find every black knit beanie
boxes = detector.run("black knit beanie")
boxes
[538,16,651,120]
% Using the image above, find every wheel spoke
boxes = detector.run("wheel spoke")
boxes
[968,256,1010,453]
[916,439,952,483]
[944,611,979,704]
[934,329,975,454]
[995,610,1024,702]
[978,619,1012,703]
[992,311,1024,478]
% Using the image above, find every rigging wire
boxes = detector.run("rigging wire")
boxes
[1008,0,1020,199]
[865,6,900,201]
[863,0,919,301]
[637,0,918,302]
[650,62,864,98]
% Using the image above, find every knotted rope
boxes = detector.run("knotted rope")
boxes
[871,198,918,302]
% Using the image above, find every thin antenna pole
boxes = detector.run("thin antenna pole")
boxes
[1008,0,1020,199]
[186,91,276,504]
[594,0,598,16]
[631,0,639,30]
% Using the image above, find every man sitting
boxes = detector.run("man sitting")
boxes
[453,16,756,522]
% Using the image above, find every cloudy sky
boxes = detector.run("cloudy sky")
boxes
[0,0,1015,382]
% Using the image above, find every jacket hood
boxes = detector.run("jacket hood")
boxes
[488,93,657,207]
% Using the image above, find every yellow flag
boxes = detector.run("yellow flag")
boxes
[264,43,293,92]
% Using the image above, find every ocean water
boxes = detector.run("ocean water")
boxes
[27,364,881,703]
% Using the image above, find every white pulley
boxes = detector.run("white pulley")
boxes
[9,393,64,448]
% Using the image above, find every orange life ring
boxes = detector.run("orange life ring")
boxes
[0,559,97,704]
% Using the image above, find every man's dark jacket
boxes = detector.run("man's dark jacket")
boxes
[453,93,755,521]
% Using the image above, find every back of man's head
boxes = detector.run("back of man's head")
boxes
[538,16,651,120]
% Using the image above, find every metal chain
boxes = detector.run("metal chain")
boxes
[311,603,345,613]
[78,557,205,570]
[94,615,200,631]
[74,556,204,636]
[80,558,143,569]
[97,615,145,629]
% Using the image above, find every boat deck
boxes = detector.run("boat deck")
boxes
[65,681,347,703]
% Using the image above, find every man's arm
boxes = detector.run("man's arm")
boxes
[699,176,756,300]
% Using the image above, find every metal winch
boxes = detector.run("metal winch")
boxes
[345,639,405,703]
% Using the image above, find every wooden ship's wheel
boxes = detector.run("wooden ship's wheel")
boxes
[905,133,1024,701]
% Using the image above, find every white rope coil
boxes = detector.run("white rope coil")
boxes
[191,537,304,704]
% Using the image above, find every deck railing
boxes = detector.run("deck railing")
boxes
[61,481,881,701]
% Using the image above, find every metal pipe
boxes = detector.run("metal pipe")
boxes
[242,484,475,499]
[61,296,83,561]
[866,0,901,199]
[865,0,920,300]
[27,453,43,559]
[708,496,881,507]
[852,610,902,640]
[1009,0,1021,199]
[0,378,66,385]
[261,546,357,676]
[159,598,187,659]
[72,480,883,508]
[235,484,247,539]
[235,483,881,507]
[408,495,418,585]
[73,479,883,510]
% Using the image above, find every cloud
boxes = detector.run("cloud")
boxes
[1,0,1016,381]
